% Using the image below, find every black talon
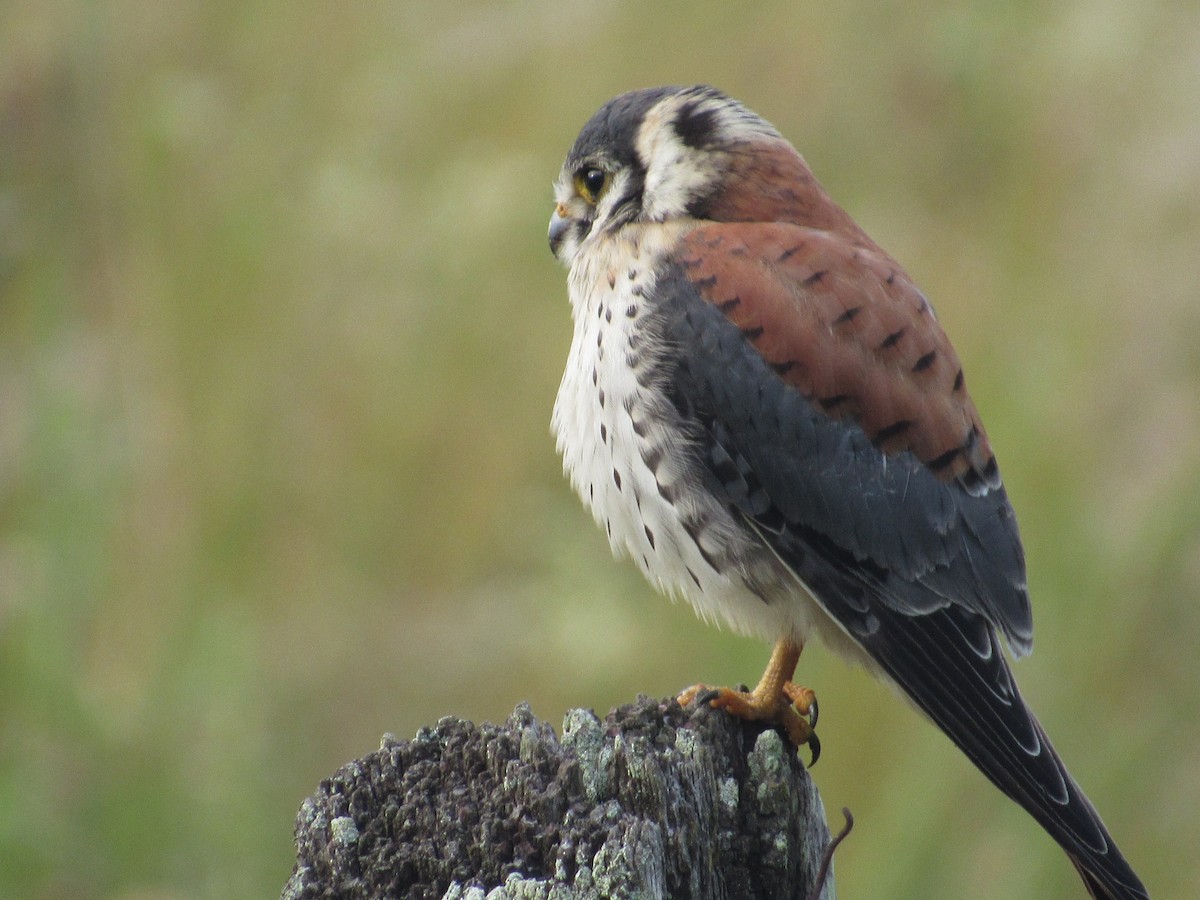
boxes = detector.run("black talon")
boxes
[696,688,721,707]
[806,730,821,768]
[808,696,819,730]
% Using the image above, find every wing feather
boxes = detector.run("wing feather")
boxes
[678,222,1000,494]
[653,259,1148,899]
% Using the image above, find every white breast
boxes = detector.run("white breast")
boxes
[552,227,812,643]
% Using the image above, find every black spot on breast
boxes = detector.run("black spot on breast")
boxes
[644,525,656,550]
[612,468,622,490]
[682,516,720,569]
[912,350,937,373]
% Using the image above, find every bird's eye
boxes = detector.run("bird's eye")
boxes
[575,167,610,204]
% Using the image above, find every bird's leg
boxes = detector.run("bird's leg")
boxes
[678,638,820,761]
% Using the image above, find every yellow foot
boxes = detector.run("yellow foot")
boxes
[677,638,821,764]
[782,682,818,728]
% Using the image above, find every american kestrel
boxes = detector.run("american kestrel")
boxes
[549,86,1148,898]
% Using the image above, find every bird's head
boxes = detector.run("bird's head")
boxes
[549,85,854,266]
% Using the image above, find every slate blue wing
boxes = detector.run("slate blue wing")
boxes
[653,259,1150,900]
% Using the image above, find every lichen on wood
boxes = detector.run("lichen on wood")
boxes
[282,695,835,899]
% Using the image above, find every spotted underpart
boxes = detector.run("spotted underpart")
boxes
[552,222,810,642]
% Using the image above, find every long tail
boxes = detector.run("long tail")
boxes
[860,602,1149,898]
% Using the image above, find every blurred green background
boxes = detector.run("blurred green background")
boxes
[2,1,1198,897]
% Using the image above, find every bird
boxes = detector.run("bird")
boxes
[547,85,1148,899]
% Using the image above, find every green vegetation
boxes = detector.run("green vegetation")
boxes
[2,2,1196,896]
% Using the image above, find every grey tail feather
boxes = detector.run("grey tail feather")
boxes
[1070,851,1149,900]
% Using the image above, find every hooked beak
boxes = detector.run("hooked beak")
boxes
[548,205,571,257]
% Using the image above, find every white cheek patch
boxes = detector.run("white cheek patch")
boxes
[635,97,725,221]
[595,170,625,219]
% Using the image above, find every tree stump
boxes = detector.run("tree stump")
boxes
[282,694,837,899]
